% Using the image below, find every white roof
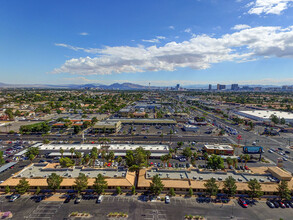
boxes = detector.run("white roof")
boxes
[204,144,233,150]
[239,110,293,120]
[38,144,169,152]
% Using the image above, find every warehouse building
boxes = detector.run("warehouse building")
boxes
[235,110,293,124]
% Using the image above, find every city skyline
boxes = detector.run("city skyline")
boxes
[1,0,293,86]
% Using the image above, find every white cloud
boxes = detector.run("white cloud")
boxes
[53,25,293,76]
[247,0,293,15]
[169,26,175,30]
[79,32,89,36]
[184,28,191,33]
[232,24,251,30]
[142,36,166,43]
[142,38,160,43]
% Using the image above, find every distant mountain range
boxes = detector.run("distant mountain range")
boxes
[0,82,161,90]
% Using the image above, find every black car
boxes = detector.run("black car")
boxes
[287,201,293,208]
[35,195,45,203]
[266,201,275,208]
[64,197,71,203]
[272,200,280,208]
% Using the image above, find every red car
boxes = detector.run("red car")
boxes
[238,198,248,208]
[244,166,249,170]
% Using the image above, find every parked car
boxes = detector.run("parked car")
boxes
[238,198,248,208]
[96,195,104,203]
[165,196,170,204]
[272,200,280,208]
[64,196,71,203]
[278,200,286,208]
[75,197,81,204]
[9,194,20,202]
[266,200,275,208]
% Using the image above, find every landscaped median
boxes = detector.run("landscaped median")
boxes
[107,212,128,218]
[184,215,205,220]
[69,212,92,218]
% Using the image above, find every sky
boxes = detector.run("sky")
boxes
[1,0,293,86]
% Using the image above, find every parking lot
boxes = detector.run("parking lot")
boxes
[1,194,293,220]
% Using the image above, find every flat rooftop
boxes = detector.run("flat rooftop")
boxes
[239,110,293,120]
[146,169,278,183]
[204,145,233,150]
[16,163,127,179]
[38,144,169,152]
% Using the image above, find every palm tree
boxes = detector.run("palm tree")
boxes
[91,152,98,168]
[59,148,64,158]
[70,148,75,160]
[74,151,82,165]
[226,157,232,169]
[239,154,245,168]
[146,150,151,166]
[244,154,250,167]
[203,152,209,166]
[232,158,238,169]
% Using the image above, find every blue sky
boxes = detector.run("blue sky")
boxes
[1,0,293,86]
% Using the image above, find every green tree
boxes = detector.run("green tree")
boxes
[15,178,30,194]
[70,148,75,160]
[25,147,39,158]
[0,151,5,165]
[73,125,81,134]
[183,147,192,162]
[150,175,164,196]
[277,181,291,200]
[75,151,82,165]
[93,173,108,195]
[35,186,41,195]
[223,176,237,197]
[270,114,280,124]
[280,118,286,125]
[59,157,74,168]
[43,139,50,144]
[74,173,88,194]
[226,157,233,169]
[59,148,64,158]
[247,178,263,200]
[131,185,136,195]
[188,187,193,197]
[91,117,98,125]
[116,186,122,195]
[204,178,219,196]
[5,185,10,194]
[203,152,209,166]
[244,154,250,166]
[169,188,175,196]
[47,173,63,192]
[207,154,224,170]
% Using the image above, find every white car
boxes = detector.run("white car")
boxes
[165,196,170,204]
[268,150,273,153]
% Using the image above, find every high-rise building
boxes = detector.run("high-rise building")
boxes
[208,84,212,90]
[217,84,226,90]
[231,84,239,90]
[176,84,180,91]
